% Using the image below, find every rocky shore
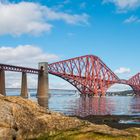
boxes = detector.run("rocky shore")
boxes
[76,115,140,129]
[0,95,139,140]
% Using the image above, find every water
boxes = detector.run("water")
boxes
[6,89,140,117]
[119,120,140,124]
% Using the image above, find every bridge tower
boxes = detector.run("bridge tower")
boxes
[37,62,49,98]
[21,72,28,98]
[0,70,5,96]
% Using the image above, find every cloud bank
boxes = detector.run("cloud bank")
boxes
[0,2,89,36]
[114,67,131,74]
[0,45,59,67]
[0,45,60,88]
[103,0,140,11]
[124,15,140,23]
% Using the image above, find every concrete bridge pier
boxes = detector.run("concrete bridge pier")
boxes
[0,70,5,96]
[37,62,49,98]
[21,72,28,98]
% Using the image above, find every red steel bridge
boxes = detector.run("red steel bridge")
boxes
[0,55,140,96]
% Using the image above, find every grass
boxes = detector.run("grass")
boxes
[34,129,139,140]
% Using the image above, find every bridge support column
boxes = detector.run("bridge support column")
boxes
[21,72,28,98]
[0,70,5,96]
[37,62,49,98]
[100,92,105,97]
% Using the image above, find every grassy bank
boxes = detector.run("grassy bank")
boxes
[35,115,140,140]
[36,127,140,140]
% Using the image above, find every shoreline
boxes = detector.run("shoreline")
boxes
[72,115,140,129]
[0,95,140,140]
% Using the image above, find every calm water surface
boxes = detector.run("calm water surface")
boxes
[6,89,140,117]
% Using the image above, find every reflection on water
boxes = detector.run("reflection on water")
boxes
[6,89,140,117]
[73,95,140,117]
[48,92,140,117]
[75,96,108,116]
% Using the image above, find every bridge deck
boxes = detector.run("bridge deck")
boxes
[0,64,40,74]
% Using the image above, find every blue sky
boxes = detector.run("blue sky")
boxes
[0,0,140,91]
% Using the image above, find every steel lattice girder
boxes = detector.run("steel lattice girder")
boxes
[128,73,140,93]
[48,55,120,95]
[0,64,39,74]
[0,55,140,95]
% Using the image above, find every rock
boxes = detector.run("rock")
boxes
[0,95,139,140]
[0,128,16,140]
[0,96,84,139]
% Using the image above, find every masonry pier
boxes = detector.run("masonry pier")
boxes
[37,62,49,98]
[0,70,5,96]
[0,62,49,102]
[21,72,28,98]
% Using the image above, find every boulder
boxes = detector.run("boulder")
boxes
[0,95,84,139]
[0,95,139,140]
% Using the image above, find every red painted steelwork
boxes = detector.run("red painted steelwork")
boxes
[48,55,120,95]
[0,55,140,95]
[0,64,39,74]
[128,73,140,94]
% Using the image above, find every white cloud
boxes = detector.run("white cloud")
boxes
[0,45,60,88]
[0,2,52,35]
[0,2,89,36]
[49,75,75,90]
[103,0,140,11]
[0,45,59,67]
[124,15,140,23]
[44,8,89,25]
[107,84,132,92]
[114,67,131,74]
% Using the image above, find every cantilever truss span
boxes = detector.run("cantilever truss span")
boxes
[48,55,140,96]
[48,55,119,95]
[0,55,139,96]
[127,73,140,94]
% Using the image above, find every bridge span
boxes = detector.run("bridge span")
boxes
[0,55,139,97]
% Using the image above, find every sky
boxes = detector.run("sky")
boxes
[0,0,140,91]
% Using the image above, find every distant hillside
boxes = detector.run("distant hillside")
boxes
[107,90,134,96]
